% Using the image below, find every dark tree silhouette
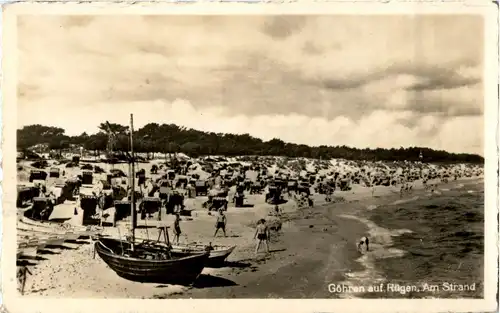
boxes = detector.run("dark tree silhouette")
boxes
[16,123,484,164]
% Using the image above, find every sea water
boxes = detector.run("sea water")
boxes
[348,179,484,298]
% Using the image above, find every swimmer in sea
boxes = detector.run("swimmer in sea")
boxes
[357,236,370,253]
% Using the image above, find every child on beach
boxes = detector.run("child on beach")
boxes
[173,214,181,244]
[214,209,227,237]
[254,219,270,254]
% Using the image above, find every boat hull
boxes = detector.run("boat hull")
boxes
[95,238,209,285]
[170,244,236,267]
[18,221,81,242]
[18,246,38,257]
[19,215,102,239]
[18,230,67,246]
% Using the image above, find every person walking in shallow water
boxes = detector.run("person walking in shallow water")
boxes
[254,219,270,254]
[357,236,370,254]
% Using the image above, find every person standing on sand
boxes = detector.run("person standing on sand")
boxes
[173,213,182,244]
[17,265,32,295]
[254,219,270,254]
[214,209,227,237]
[274,205,281,216]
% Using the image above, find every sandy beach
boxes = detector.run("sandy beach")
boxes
[18,157,483,299]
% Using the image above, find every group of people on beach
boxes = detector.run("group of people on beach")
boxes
[171,208,271,255]
[172,209,228,244]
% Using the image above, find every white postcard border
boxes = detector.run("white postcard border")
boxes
[1,2,498,313]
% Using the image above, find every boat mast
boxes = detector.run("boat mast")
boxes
[130,114,136,249]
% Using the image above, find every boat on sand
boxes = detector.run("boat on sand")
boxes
[19,213,103,238]
[95,115,209,286]
[170,243,235,267]
[95,237,209,284]
[133,238,236,267]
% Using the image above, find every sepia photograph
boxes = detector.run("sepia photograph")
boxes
[1,2,498,313]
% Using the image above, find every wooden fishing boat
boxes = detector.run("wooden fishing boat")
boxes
[17,237,48,251]
[95,115,209,285]
[96,237,209,285]
[19,214,102,238]
[17,222,80,241]
[170,244,235,267]
[17,243,38,258]
[17,235,54,257]
[133,237,235,267]
[18,231,66,246]
[18,234,48,248]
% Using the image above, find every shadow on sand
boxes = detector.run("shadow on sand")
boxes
[65,239,90,244]
[269,248,287,253]
[17,260,38,266]
[46,244,77,250]
[212,260,252,269]
[192,274,238,289]
[18,255,48,261]
[49,218,72,223]
[267,199,288,205]
[38,249,60,255]
[237,204,255,208]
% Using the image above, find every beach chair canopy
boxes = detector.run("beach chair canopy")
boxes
[33,197,49,203]
[212,197,227,201]
[195,180,206,187]
[114,200,131,205]
[80,194,97,199]
[143,197,161,203]
[159,179,170,187]
[110,169,127,177]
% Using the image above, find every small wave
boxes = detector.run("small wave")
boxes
[370,247,407,259]
[440,188,450,191]
[467,190,475,193]
[391,196,419,205]
[392,228,413,236]
[366,205,378,211]
[337,254,385,299]
[340,214,412,247]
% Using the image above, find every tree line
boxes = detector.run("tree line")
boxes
[16,123,484,163]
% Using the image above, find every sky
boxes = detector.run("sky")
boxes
[17,15,484,155]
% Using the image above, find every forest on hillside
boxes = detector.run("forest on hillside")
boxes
[16,123,484,163]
